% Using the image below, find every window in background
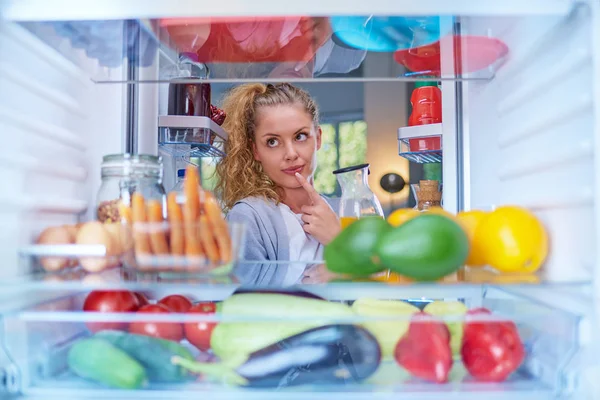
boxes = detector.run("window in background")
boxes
[314,118,367,196]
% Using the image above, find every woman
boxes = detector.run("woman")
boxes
[215,83,341,268]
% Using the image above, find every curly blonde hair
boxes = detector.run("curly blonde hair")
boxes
[215,83,319,210]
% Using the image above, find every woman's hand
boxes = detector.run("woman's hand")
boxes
[295,173,341,245]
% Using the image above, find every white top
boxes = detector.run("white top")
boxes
[278,203,323,285]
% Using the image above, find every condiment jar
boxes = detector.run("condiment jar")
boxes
[96,154,166,223]
[408,80,442,126]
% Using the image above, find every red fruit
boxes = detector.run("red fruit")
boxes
[158,295,193,313]
[184,302,217,351]
[394,312,452,383]
[83,290,140,332]
[129,304,184,341]
[461,308,525,382]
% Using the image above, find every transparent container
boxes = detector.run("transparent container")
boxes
[96,154,166,223]
[334,163,384,228]
[123,221,246,274]
[0,282,582,397]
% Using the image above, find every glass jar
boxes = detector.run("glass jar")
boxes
[334,163,384,229]
[96,154,166,223]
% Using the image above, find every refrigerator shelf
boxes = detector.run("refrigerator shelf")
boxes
[398,124,443,163]
[3,261,593,297]
[11,14,518,83]
[0,284,583,398]
[158,116,227,158]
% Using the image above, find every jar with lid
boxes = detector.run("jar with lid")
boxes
[96,154,166,223]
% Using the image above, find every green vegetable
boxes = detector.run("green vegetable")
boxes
[67,338,147,389]
[211,293,354,361]
[324,217,391,276]
[375,214,469,281]
[352,298,419,360]
[94,330,194,383]
[423,300,468,357]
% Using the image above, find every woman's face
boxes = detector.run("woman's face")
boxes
[253,104,321,190]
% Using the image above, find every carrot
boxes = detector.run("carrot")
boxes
[184,165,200,219]
[131,192,152,256]
[182,166,204,261]
[199,215,219,263]
[167,192,185,256]
[147,200,169,255]
[204,191,232,262]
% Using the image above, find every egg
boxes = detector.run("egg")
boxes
[36,226,74,271]
[76,221,118,273]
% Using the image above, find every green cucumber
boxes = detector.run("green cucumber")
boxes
[67,338,147,389]
[94,330,194,383]
[212,294,354,361]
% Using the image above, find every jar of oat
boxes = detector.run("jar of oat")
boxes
[96,154,166,223]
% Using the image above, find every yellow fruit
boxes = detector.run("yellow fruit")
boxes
[387,208,420,227]
[474,206,548,273]
[457,210,488,267]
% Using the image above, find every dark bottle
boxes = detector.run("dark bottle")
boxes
[167,52,211,117]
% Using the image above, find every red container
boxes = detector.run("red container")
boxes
[408,136,441,152]
[408,85,442,126]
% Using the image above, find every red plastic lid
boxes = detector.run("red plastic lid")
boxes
[394,35,509,75]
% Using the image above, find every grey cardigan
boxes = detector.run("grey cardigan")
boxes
[226,196,336,285]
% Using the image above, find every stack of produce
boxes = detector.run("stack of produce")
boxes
[330,204,548,280]
[72,290,526,389]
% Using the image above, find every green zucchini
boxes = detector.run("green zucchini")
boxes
[67,338,147,389]
[94,330,194,383]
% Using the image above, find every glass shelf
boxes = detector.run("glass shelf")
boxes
[10,13,525,83]
[1,261,592,295]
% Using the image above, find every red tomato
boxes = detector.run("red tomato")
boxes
[158,295,193,313]
[185,302,217,351]
[133,292,150,307]
[83,290,140,332]
[129,304,184,341]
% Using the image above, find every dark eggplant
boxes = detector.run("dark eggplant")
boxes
[172,324,381,388]
[232,287,325,300]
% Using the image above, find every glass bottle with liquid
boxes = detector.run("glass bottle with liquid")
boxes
[334,163,384,228]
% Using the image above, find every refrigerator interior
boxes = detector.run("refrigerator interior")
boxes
[1,0,599,398]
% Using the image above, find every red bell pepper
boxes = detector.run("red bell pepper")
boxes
[394,312,452,383]
[461,308,525,382]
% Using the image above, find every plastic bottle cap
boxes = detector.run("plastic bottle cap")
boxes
[177,169,186,178]
[414,80,439,88]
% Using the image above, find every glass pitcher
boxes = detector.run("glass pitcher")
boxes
[333,163,384,229]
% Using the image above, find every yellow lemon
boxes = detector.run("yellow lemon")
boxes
[387,208,420,227]
[457,210,488,267]
[474,206,548,273]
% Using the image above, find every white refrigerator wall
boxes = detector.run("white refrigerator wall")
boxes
[0,21,125,280]
[462,6,597,282]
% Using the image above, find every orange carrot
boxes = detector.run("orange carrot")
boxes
[167,192,185,256]
[199,214,220,263]
[204,191,232,261]
[184,165,200,219]
[131,192,152,256]
[147,200,169,255]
